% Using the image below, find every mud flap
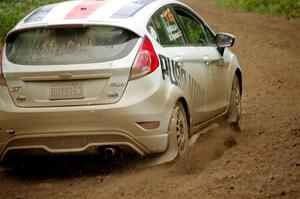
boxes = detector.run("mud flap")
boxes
[138,118,178,168]
[137,123,219,168]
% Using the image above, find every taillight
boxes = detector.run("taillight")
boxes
[0,48,6,86]
[129,36,159,80]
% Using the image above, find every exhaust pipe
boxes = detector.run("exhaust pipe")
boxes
[104,147,117,158]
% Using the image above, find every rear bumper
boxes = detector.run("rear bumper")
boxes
[0,71,173,160]
[1,131,168,160]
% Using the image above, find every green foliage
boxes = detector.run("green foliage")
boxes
[215,0,300,19]
[0,0,64,43]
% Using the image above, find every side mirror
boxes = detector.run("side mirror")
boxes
[216,32,235,47]
[215,33,235,55]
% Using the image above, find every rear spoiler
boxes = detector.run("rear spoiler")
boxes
[6,22,143,43]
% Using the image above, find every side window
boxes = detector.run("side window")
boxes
[174,8,209,46]
[204,26,216,45]
[152,7,185,46]
[147,21,159,42]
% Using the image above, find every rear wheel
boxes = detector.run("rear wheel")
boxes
[169,102,189,157]
[227,75,242,131]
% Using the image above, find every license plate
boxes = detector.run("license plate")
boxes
[49,81,84,100]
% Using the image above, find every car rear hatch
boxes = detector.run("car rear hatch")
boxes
[3,25,141,107]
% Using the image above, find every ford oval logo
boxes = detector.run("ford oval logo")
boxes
[58,73,72,80]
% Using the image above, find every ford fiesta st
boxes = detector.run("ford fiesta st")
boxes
[0,0,242,161]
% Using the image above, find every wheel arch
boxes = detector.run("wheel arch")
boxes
[178,97,191,129]
[235,68,242,95]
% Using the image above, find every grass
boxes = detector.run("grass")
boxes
[0,0,64,43]
[215,0,300,19]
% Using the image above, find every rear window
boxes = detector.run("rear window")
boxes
[6,26,139,65]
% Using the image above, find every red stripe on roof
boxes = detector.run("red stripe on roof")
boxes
[65,0,105,19]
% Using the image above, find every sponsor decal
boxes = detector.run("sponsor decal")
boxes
[111,0,154,18]
[65,0,105,19]
[158,8,183,42]
[159,54,185,87]
[109,82,125,87]
[25,5,55,23]
[11,86,22,93]
[165,24,183,41]
[162,8,175,23]
[159,54,205,106]
[149,26,158,41]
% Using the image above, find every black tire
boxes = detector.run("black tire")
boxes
[227,75,242,131]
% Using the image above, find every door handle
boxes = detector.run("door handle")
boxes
[215,58,225,66]
[174,56,184,63]
[203,55,212,66]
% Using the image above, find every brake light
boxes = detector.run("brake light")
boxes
[129,36,159,80]
[0,49,6,86]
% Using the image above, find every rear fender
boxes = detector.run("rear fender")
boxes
[226,52,242,103]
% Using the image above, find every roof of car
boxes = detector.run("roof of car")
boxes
[24,0,156,23]
[8,0,185,38]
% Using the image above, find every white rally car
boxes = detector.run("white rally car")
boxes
[0,0,242,161]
